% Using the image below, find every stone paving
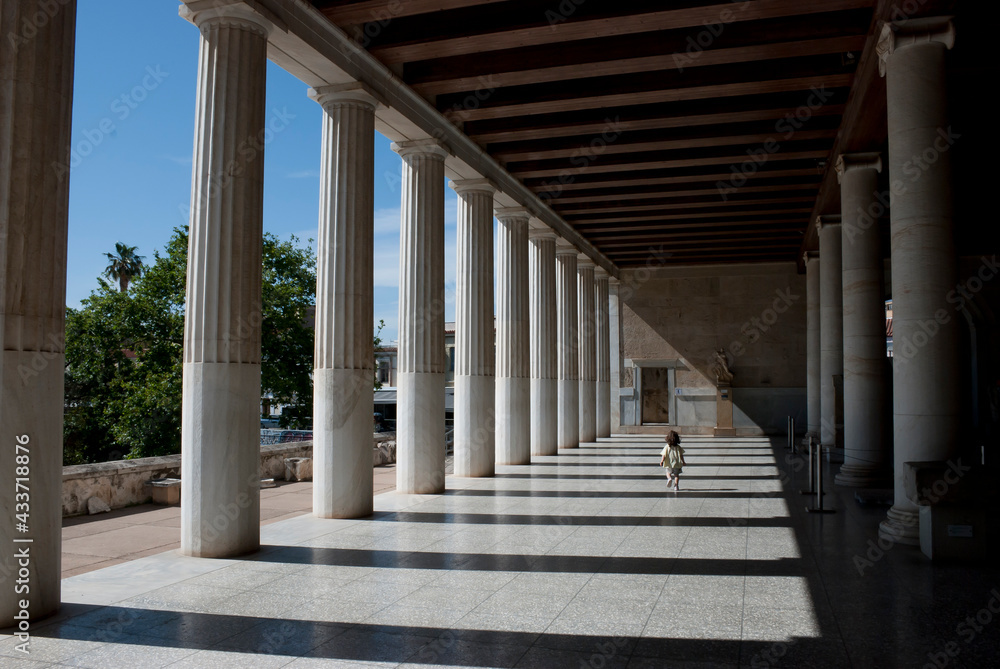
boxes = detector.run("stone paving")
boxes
[4,436,999,667]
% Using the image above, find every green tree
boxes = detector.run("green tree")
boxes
[103,242,146,292]
[65,228,317,463]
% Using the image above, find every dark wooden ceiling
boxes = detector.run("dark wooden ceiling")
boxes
[309,0,904,267]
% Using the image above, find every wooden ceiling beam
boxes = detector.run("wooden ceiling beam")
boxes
[527,164,823,193]
[558,195,817,216]
[450,74,853,122]
[554,180,821,204]
[365,0,874,64]
[491,124,840,162]
[511,147,830,179]
[315,0,508,25]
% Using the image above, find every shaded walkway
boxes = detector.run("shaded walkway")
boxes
[5,437,999,667]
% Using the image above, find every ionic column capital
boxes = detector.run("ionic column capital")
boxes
[392,138,450,160]
[180,1,280,37]
[577,255,595,269]
[877,16,956,76]
[450,178,496,196]
[814,214,842,234]
[595,267,610,280]
[835,152,883,183]
[309,82,384,111]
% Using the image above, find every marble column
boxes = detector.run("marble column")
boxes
[877,17,959,544]
[0,0,76,626]
[595,269,612,439]
[452,179,496,477]
[609,277,623,432]
[817,215,844,458]
[311,84,378,517]
[394,139,449,494]
[578,257,597,443]
[529,229,559,457]
[496,208,531,465]
[836,153,889,488]
[556,244,580,449]
[805,253,821,439]
[180,5,273,558]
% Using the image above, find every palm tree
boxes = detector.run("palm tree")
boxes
[103,242,146,292]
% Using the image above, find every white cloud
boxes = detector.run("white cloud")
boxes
[286,170,320,179]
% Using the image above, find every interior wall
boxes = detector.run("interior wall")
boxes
[619,262,807,435]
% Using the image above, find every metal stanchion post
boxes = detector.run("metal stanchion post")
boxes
[807,439,835,514]
[800,435,815,495]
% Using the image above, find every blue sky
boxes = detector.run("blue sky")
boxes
[68,0,462,342]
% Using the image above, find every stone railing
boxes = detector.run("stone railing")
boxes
[62,434,397,517]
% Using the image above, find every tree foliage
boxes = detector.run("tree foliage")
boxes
[64,228,316,464]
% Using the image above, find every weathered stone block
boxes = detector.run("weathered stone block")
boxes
[146,478,181,505]
[284,457,313,482]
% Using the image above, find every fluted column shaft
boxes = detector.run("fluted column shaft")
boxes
[837,154,889,488]
[609,278,623,432]
[496,210,531,465]
[453,180,496,476]
[0,0,76,626]
[578,258,597,443]
[878,18,959,544]
[530,230,558,456]
[556,247,580,449]
[595,270,611,438]
[818,217,844,453]
[394,140,448,494]
[805,255,821,438]
[311,86,377,517]
[181,9,271,558]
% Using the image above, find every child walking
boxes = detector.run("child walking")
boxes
[659,431,686,491]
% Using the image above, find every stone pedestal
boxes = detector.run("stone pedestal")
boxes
[180,6,274,558]
[835,153,889,488]
[556,244,580,449]
[817,215,844,461]
[529,229,559,456]
[714,386,736,437]
[877,17,959,545]
[394,140,449,494]
[311,85,378,517]
[0,0,76,627]
[496,209,531,465]
[577,257,597,443]
[453,180,496,476]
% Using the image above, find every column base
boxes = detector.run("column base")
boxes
[181,362,262,558]
[835,463,891,488]
[879,504,921,546]
[454,375,496,477]
[397,372,446,494]
[314,368,375,518]
[531,377,558,457]
[714,427,737,437]
[497,377,531,465]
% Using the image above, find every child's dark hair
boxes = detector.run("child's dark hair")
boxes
[665,430,680,447]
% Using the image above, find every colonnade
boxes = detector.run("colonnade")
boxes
[803,16,959,545]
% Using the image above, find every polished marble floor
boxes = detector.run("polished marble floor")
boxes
[3,436,998,668]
